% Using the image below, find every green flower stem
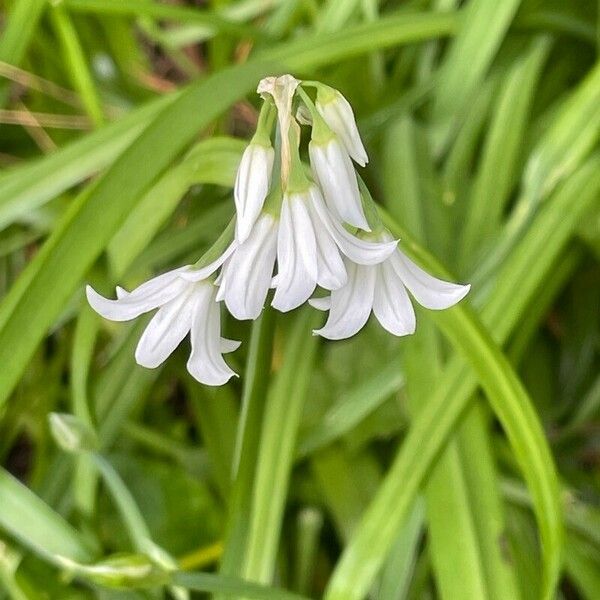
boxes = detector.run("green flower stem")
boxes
[285,123,312,194]
[252,101,277,147]
[192,218,235,270]
[217,307,276,594]
[296,85,333,145]
[241,309,321,584]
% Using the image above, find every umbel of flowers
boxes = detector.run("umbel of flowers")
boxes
[87,75,470,385]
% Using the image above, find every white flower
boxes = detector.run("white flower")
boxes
[309,136,370,231]
[234,142,274,243]
[217,213,278,320]
[272,185,397,312]
[310,239,470,340]
[217,186,397,317]
[316,88,368,167]
[86,251,240,386]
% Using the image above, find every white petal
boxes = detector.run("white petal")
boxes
[391,250,471,310]
[309,296,331,311]
[135,287,196,368]
[309,138,370,231]
[187,286,237,386]
[272,194,318,312]
[310,188,397,265]
[313,261,376,340]
[178,242,237,282]
[220,214,277,320]
[372,260,416,336]
[306,196,347,290]
[234,144,274,243]
[220,338,242,354]
[86,265,192,322]
[317,90,368,166]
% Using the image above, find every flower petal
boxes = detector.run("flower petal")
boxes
[272,194,318,312]
[234,144,274,243]
[317,89,368,166]
[187,286,238,386]
[221,338,242,354]
[313,261,376,340]
[309,139,370,230]
[307,196,347,290]
[86,265,192,322]
[134,287,196,368]
[309,296,331,311]
[391,250,471,309]
[219,214,277,320]
[310,188,396,265]
[372,260,416,336]
[178,242,237,282]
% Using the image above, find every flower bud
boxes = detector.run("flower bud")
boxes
[316,87,368,167]
[49,413,98,454]
[309,136,370,231]
[57,553,170,589]
[234,142,274,243]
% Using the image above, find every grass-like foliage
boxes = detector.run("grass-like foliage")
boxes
[0,1,599,599]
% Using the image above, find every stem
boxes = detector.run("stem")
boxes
[218,308,276,587]
[242,309,321,584]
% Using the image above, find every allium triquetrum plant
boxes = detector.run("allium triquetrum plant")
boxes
[0,1,599,600]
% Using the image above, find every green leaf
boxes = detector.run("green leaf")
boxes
[64,0,265,40]
[296,361,403,459]
[458,36,551,270]
[431,0,522,133]
[0,0,47,106]
[0,94,174,229]
[0,468,95,564]
[173,571,312,600]
[107,137,244,277]
[392,104,520,600]
[49,4,105,127]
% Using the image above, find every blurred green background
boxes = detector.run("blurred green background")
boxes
[0,0,599,598]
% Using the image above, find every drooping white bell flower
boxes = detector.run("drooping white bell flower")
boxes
[217,184,397,318]
[217,213,278,320]
[272,184,397,312]
[310,236,470,340]
[234,142,274,244]
[316,85,368,167]
[86,249,240,386]
[234,101,276,243]
[309,135,370,231]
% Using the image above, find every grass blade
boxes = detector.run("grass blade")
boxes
[0,468,95,564]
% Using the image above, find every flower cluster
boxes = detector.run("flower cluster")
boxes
[87,75,470,385]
